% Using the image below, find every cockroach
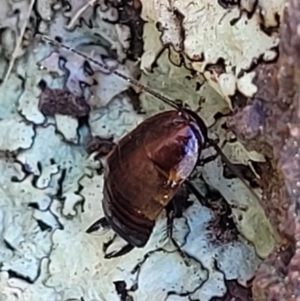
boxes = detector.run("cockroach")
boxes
[37,35,260,251]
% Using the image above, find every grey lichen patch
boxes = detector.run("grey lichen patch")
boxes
[140,0,284,105]
[0,61,92,297]
[16,125,83,176]
[141,0,184,52]
[140,0,282,73]
[132,250,208,300]
[0,0,281,300]
[89,95,145,141]
[36,0,57,23]
[35,164,60,190]
[0,74,23,119]
[18,87,46,125]
[0,117,34,152]
[180,198,261,300]
[0,159,59,281]
[62,0,97,30]
[139,48,229,127]
[55,115,80,144]
[140,22,165,72]
[201,154,275,258]
[39,44,136,109]
[45,173,260,301]
[15,124,96,217]
[240,0,284,28]
[0,258,61,301]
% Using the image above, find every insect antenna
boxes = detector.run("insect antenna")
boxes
[208,139,262,203]
[35,34,180,110]
[36,34,262,203]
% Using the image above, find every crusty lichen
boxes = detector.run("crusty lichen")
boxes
[0,0,292,300]
[139,0,284,102]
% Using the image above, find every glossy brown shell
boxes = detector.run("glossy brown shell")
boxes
[102,109,207,247]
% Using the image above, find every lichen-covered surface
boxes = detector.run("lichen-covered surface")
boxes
[0,0,296,301]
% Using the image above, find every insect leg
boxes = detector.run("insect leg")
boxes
[165,188,192,258]
[166,210,184,255]
[166,206,200,267]
[165,184,192,218]
[103,235,134,259]
[198,137,223,166]
[198,153,219,166]
[210,140,261,202]
[185,180,208,206]
[86,217,135,258]
[86,216,111,235]
[86,136,116,158]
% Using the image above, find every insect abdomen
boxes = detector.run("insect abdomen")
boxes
[103,178,155,247]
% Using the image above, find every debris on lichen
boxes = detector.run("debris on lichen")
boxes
[38,85,90,118]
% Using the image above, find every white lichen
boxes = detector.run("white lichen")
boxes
[0,117,34,152]
[201,154,276,258]
[0,1,280,300]
[55,114,79,144]
[140,0,284,103]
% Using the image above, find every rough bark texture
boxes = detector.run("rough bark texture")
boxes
[227,1,300,300]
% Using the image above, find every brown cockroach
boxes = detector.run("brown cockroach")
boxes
[37,35,260,252]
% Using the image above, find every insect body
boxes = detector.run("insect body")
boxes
[37,35,259,250]
[99,109,208,247]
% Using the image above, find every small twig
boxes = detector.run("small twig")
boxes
[2,0,36,86]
